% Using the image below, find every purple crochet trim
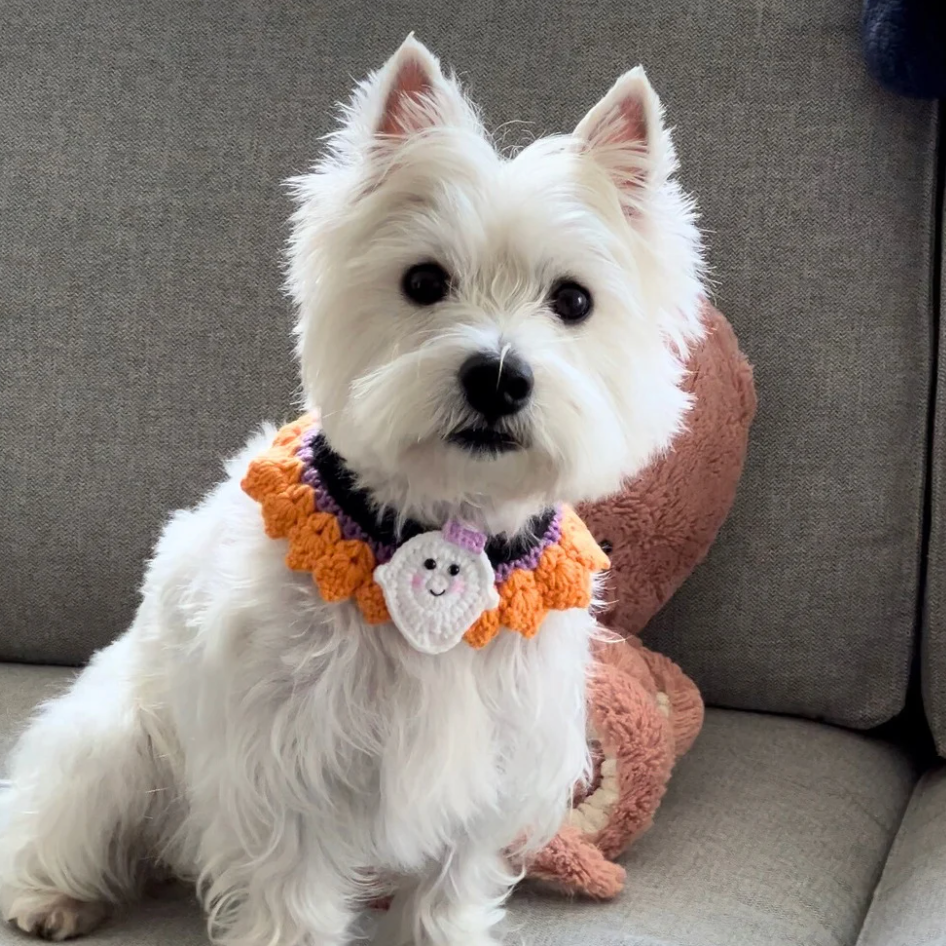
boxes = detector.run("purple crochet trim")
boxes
[295,427,397,564]
[493,508,563,583]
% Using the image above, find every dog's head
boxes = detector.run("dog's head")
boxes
[288,38,705,531]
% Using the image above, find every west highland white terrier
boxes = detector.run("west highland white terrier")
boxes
[0,37,704,946]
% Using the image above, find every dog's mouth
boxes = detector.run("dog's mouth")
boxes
[446,426,522,456]
[428,589,445,597]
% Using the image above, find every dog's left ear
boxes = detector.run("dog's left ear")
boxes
[574,67,672,204]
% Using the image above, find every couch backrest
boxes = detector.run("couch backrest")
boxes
[638,18,938,728]
[0,0,938,728]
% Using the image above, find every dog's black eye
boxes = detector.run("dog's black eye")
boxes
[403,263,451,306]
[424,558,437,570]
[550,280,593,324]
[448,563,461,576]
[599,539,613,556]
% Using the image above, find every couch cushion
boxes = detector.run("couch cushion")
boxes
[511,710,916,946]
[857,767,946,946]
[0,674,918,946]
[923,168,946,755]
[0,665,73,779]
[0,1,937,724]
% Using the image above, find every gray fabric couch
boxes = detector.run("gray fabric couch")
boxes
[1,1,943,944]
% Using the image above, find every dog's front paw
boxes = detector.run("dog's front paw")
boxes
[4,892,108,942]
[440,935,501,946]
[374,907,502,946]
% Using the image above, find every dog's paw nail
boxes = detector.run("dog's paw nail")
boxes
[8,895,107,941]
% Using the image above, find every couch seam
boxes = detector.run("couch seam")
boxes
[920,99,946,754]
[851,773,922,946]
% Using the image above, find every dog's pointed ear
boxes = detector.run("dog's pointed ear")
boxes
[361,35,477,144]
[574,67,671,202]
[334,37,480,163]
[375,36,448,137]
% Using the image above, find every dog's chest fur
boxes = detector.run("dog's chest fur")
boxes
[137,432,594,877]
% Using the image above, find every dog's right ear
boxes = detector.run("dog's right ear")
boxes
[344,36,477,151]
[374,36,449,138]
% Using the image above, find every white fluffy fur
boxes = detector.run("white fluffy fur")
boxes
[0,37,704,946]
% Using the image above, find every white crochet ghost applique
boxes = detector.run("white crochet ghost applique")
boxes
[374,522,500,655]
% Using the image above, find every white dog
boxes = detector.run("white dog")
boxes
[0,37,704,946]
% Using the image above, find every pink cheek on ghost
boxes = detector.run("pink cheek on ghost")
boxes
[411,573,425,590]
[450,578,466,596]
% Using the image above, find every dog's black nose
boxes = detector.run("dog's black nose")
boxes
[459,351,533,421]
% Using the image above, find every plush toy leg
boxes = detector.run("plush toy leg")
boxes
[635,644,704,758]
[527,826,627,900]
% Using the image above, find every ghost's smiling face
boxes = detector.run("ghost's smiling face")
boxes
[375,532,500,654]
[412,555,467,604]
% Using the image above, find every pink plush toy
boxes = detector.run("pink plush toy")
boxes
[525,303,756,898]
[579,303,757,638]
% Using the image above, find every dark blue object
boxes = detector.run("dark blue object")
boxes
[862,0,946,98]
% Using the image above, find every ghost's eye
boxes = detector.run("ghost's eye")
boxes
[424,558,437,570]
[448,564,461,576]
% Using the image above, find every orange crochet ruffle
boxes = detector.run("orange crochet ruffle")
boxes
[241,416,610,649]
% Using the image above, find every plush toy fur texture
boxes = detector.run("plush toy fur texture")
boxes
[526,637,703,898]
[525,303,755,898]
[579,303,757,637]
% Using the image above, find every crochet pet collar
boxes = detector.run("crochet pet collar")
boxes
[241,415,610,652]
